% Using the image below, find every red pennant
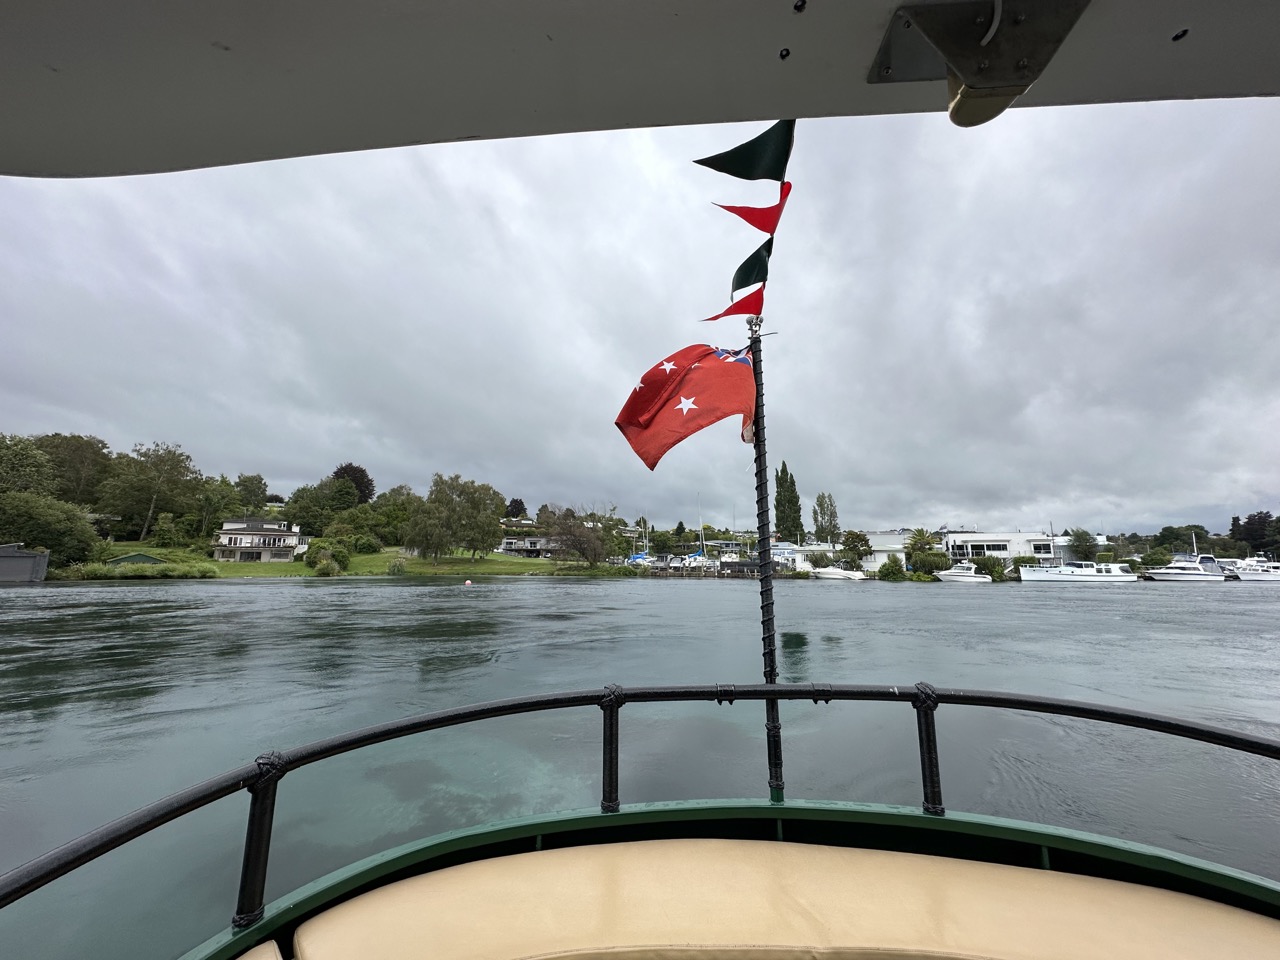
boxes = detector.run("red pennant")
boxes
[616,344,756,470]
[714,182,792,235]
[701,284,765,323]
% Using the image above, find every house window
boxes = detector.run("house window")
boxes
[986,544,1008,553]
[240,551,262,562]
[970,545,985,556]
[1033,543,1052,555]
[271,550,293,560]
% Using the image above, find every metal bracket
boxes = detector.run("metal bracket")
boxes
[868,0,1092,126]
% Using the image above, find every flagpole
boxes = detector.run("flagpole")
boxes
[747,314,784,804]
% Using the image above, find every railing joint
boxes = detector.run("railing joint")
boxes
[250,751,288,793]
[811,682,833,704]
[599,684,626,710]
[716,683,736,705]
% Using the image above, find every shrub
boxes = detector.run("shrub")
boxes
[1009,556,1038,571]
[386,557,406,575]
[877,555,907,581]
[0,492,101,566]
[351,534,384,555]
[908,571,935,582]
[808,552,833,569]
[1142,548,1173,568]
[972,555,1007,581]
[1096,551,1114,562]
[304,538,350,570]
[909,551,951,573]
[314,558,342,577]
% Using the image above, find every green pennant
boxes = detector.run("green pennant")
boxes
[731,238,773,293]
[694,120,795,181]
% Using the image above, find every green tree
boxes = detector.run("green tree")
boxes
[148,512,184,547]
[504,497,527,519]
[370,485,428,546]
[283,477,360,535]
[0,492,101,566]
[811,492,839,544]
[408,473,505,560]
[191,474,243,540]
[674,520,686,540]
[234,473,269,514]
[331,462,375,504]
[33,433,111,504]
[905,528,939,555]
[840,530,872,561]
[650,530,675,554]
[0,434,56,497]
[544,504,612,566]
[1067,527,1100,562]
[1240,511,1274,552]
[95,442,200,541]
[774,461,804,544]
[403,501,453,560]
[877,554,907,581]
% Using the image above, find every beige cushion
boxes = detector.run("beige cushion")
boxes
[294,838,1280,960]
[233,942,283,960]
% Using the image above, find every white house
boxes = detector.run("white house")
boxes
[213,518,308,562]
[940,530,1109,564]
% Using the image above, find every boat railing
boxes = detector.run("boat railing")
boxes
[2,682,1278,928]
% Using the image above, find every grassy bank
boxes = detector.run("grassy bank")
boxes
[95,543,574,578]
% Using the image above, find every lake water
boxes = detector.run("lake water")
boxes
[2,576,1278,959]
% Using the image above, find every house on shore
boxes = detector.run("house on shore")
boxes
[213,518,309,562]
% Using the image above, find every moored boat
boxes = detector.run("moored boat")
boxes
[1019,561,1138,583]
[1236,558,1280,582]
[932,562,992,583]
[1146,557,1227,582]
[810,566,867,581]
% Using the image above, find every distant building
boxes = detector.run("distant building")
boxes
[940,531,1104,564]
[213,518,308,562]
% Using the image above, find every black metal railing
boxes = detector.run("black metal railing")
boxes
[2,682,1278,928]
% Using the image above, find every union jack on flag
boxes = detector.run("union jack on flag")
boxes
[713,347,753,367]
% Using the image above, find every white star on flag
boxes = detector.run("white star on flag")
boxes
[660,361,677,373]
[675,396,697,414]
[634,379,644,392]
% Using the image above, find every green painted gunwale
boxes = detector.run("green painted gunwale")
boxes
[182,799,1280,960]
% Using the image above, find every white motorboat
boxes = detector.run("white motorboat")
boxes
[1236,558,1280,582]
[1146,557,1226,582]
[933,562,992,584]
[811,567,867,581]
[1020,561,1138,583]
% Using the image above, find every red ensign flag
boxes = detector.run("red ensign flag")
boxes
[615,344,756,470]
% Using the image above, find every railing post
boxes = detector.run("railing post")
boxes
[911,682,945,816]
[232,751,288,929]
[599,685,624,813]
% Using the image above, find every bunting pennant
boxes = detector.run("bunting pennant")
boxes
[616,344,756,470]
[693,120,796,182]
[702,285,765,323]
[731,238,773,294]
[715,182,792,235]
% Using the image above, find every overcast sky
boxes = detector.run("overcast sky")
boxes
[3,96,1278,536]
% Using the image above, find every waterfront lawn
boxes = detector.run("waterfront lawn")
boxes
[348,550,560,577]
[103,543,564,577]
